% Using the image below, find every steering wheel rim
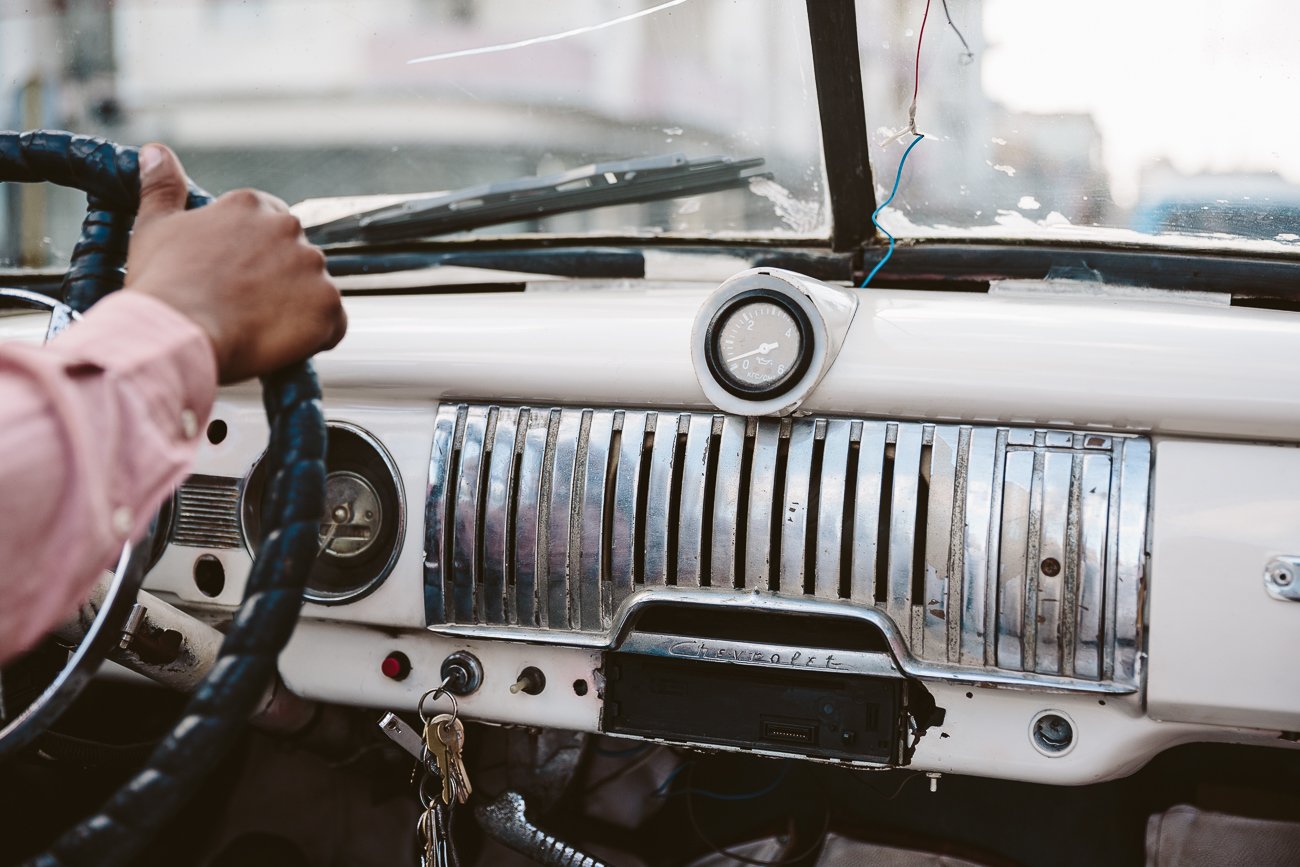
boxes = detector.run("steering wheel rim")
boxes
[0,130,327,867]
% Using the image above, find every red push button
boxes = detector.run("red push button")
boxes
[381,651,411,681]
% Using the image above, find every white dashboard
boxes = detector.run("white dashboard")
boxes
[76,273,1300,786]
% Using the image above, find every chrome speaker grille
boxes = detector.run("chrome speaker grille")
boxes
[424,404,1150,689]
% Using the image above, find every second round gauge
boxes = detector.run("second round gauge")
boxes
[708,290,811,398]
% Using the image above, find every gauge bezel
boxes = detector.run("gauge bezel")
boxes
[704,287,815,400]
[241,421,405,605]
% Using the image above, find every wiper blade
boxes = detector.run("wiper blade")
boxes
[306,153,767,245]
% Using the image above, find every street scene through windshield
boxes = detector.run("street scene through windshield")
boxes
[5,0,1300,265]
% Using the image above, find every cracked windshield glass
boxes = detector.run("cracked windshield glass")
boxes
[0,0,828,268]
[859,0,1300,253]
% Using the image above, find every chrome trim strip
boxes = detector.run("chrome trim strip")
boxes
[424,404,1152,693]
[617,632,903,680]
[429,586,1138,695]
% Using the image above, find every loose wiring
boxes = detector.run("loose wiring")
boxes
[860,133,925,289]
[865,0,934,288]
[940,0,975,64]
[655,760,790,801]
[684,769,832,867]
[906,0,933,135]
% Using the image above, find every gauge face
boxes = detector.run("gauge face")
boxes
[243,424,404,604]
[320,471,382,559]
[707,291,811,398]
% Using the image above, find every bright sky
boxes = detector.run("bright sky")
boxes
[982,0,1300,206]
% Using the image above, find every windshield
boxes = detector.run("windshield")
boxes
[859,0,1300,253]
[0,0,829,267]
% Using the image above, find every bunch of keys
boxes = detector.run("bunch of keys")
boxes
[377,678,474,867]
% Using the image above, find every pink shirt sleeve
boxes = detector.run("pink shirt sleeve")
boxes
[0,291,217,664]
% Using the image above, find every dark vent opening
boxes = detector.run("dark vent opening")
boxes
[700,422,722,588]
[804,427,826,596]
[445,409,468,617]
[734,422,756,590]
[840,437,861,599]
[633,427,654,586]
[629,604,891,653]
[506,443,523,622]
[474,410,498,623]
[602,425,622,591]
[912,442,933,608]
[769,424,791,592]
[665,426,687,586]
[535,410,562,628]
[875,443,896,603]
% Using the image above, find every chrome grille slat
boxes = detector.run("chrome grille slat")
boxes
[709,416,746,589]
[170,475,242,549]
[851,421,887,604]
[779,420,816,595]
[676,414,712,589]
[642,412,676,587]
[886,424,922,644]
[814,419,852,599]
[578,409,614,629]
[997,449,1033,670]
[610,410,645,602]
[745,421,780,590]
[513,409,548,627]
[424,404,1152,689]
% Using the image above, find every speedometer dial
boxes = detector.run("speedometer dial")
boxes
[705,289,812,399]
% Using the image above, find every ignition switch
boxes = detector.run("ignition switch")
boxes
[439,651,484,696]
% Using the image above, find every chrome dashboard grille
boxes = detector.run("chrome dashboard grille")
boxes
[424,404,1150,688]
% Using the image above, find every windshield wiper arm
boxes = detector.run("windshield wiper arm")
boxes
[306,153,767,245]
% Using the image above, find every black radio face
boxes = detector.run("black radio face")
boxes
[602,652,908,764]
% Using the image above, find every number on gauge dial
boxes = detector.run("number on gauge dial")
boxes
[716,300,802,389]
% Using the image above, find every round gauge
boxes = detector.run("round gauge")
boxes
[705,289,813,399]
[242,423,404,604]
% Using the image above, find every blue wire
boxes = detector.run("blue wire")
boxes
[861,132,925,289]
[654,761,790,801]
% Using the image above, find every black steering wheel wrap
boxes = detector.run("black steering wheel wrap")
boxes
[0,130,327,867]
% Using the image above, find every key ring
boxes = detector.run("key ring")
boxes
[418,675,459,725]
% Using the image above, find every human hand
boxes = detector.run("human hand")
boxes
[124,143,346,383]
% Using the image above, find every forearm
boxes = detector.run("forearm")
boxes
[0,291,217,663]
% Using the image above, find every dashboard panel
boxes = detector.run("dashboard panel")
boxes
[68,273,1300,786]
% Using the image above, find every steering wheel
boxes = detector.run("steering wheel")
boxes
[0,131,326,867]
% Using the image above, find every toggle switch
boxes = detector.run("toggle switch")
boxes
[509,666,546,696]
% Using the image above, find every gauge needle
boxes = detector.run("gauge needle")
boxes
[726,342,778,363]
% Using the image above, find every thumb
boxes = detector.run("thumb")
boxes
[135,143,189,229]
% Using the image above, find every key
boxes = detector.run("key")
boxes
[423,714,456,805]
[418,804,438,867]
[435,715,473,803]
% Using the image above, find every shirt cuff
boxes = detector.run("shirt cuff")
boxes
[50,290,219,439]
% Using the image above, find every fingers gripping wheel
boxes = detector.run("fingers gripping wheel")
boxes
[0,131,327,867]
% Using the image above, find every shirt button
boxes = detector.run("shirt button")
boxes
[112,506,134,537]
[180,409,198,439]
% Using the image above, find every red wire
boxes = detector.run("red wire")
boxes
[912,0,933,113]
